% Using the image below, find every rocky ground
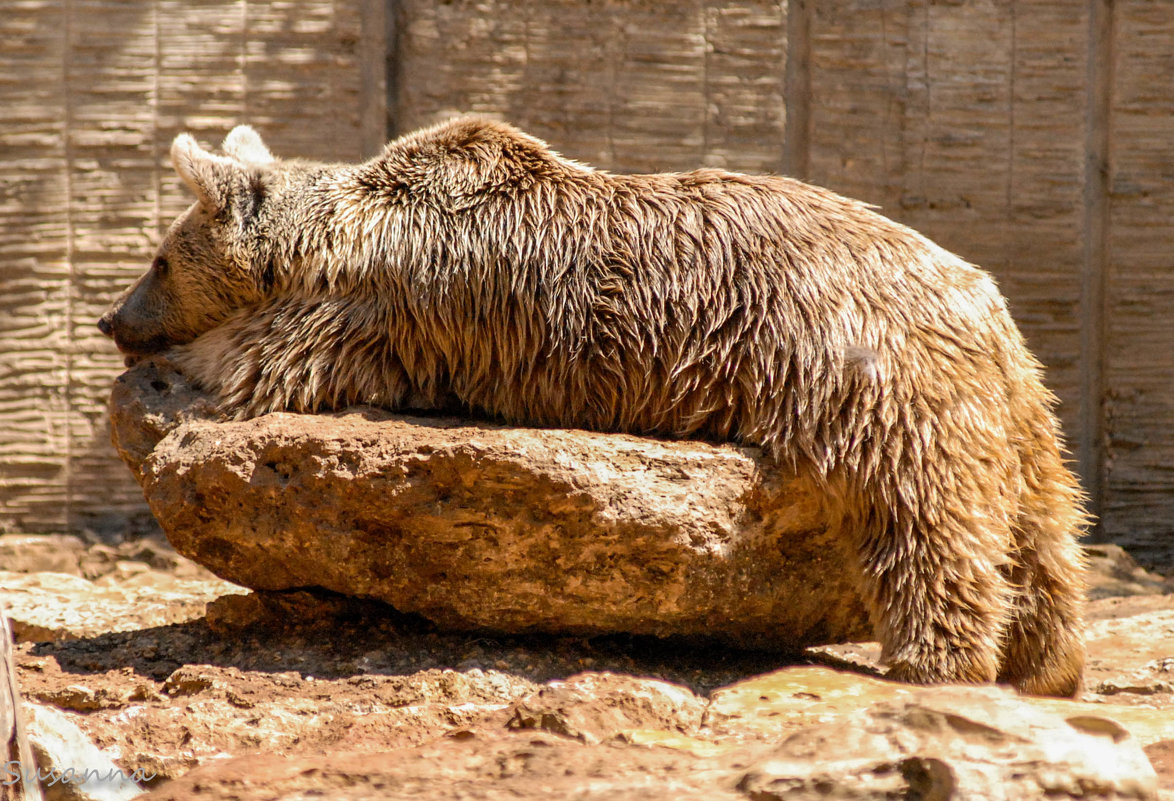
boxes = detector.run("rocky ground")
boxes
[1,533,1172,799]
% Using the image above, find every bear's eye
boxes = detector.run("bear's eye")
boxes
[152,257,169,277]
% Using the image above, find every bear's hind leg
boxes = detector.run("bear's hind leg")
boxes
[861,524,1012,685]
[996,435,1087,697]
[851,462,1018,687]
[996,540,1085,696]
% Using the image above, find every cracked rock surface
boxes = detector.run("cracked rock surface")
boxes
[108,359,871,650]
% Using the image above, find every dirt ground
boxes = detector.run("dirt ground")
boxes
[3,534,1173,798]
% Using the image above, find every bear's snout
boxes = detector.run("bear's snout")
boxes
[98,305,172,362]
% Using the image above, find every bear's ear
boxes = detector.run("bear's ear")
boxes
[222,125,274,166]
[171,133,249,212]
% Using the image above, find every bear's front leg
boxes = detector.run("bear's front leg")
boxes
[169,297,417,419]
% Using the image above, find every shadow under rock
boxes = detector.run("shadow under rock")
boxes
[29,588,808,695]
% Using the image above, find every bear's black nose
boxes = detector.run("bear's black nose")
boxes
[97,316,113,337]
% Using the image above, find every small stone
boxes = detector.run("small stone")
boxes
[24,703,144,800]
[0,535,87,576]
[506,672,705,744]
[161,669,216,697]
[32,685,120,714]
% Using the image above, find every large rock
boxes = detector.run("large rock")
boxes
[109,359,871,649]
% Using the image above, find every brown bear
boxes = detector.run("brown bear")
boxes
[99,117,1087,696]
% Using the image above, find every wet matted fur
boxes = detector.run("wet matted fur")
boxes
[101,117,1087,696]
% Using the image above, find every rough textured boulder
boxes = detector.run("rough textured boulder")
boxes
[109,359,872,649]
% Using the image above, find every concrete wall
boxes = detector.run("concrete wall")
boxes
[0,0,386,536]
[3,0,1173,567]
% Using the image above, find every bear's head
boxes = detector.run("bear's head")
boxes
[99,127,276,361]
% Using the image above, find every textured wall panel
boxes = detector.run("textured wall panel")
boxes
[804,0,1090,510]
[63,0,160,534]
[0,0,72,533]
[1102,0,1174,565]
[392,0,787,174]
[0,0,384,537]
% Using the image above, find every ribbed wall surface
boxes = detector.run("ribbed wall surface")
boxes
[2,0,1171,567]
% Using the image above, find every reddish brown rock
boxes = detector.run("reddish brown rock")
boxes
[0,570,243,644]
[139,683,1163,801]
[109,359,871,650]
[506,672,705,744]
[736,685,1160,801]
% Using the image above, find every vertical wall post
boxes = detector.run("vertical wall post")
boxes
[360,0,391,156]
[783,0,810,179]
[1081,0,1113,537]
